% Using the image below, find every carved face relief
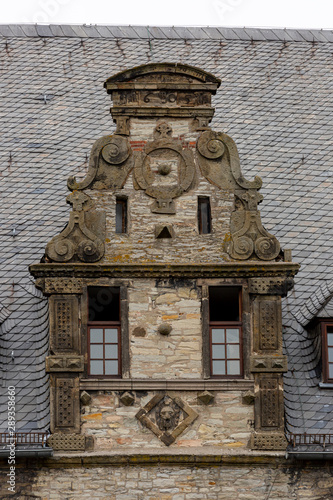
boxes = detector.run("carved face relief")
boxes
[157,403,179,431]
[136,392,198,446]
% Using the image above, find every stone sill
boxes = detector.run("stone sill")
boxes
[79,378,254,391]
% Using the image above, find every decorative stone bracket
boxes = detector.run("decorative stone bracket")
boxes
[250,356,288,373]
[45,191,105,263]
[46,355,84,372]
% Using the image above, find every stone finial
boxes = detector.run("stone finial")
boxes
[197,390,215,405]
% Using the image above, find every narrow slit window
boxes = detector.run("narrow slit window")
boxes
[116,198,127,234]
[322,322,333,383]
[209,287,242,378]
[88,287,121,377]
[198,197,211,234]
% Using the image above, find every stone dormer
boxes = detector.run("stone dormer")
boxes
[30,63,299,454]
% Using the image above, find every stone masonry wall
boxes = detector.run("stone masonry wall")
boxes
[128,280,202,379]
[81,391,253,451]
[2,461,333,499]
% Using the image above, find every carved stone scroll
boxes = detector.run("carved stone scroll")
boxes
[196,131,262,191]
[49,295,79,353]
[134,122,195,213]
[67,134,133,191]
[227,194,280,261]
[136,392,198,446]
[45,191,105,263]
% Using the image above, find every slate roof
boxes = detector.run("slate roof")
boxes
[0,25,332,437]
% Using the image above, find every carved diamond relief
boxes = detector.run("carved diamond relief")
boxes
[136,392,198,446]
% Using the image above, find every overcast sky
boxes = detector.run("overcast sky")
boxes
[2,0,333,29]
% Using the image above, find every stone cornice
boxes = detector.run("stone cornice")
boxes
[29,262,299,280]
[79,378,254,391]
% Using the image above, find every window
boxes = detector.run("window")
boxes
[116,198,127,233]
[198,197,211,234]
[322,321,333,383]
[209,287,242,378]
[88,287,121,377]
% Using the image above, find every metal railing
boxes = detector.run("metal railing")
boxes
[288,433,333,449]
[0,432,49,446]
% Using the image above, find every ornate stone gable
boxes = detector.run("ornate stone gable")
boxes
[30,63,299,454]
[43,62,283,264]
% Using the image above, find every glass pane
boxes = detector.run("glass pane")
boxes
[227,344,240,359]
[90,344,103,359]
[227,360,241,375]
[90,328,103,343]
[212,344,225,359]
[90,360,104,375]
[328,348,333,362]
[212,360,226,375]
[327,333,333,346]
[105,360,118,375]
[105,329,118,343]
[212,328,225,343]
[329,363,333,379]
[105,344,118,359]
[226,328,239,343]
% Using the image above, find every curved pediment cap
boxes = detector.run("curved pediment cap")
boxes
[105,63,221,130]
[104,63,221,91]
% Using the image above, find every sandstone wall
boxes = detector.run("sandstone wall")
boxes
[81,391,253,451]
[1,460,333,500]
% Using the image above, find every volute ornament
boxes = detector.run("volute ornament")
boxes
[227,190,280,261]
[196,130,262,191]
[67,134,133,191]
[45,191,105,263]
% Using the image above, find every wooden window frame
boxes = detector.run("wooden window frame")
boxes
[87,323,121,378]
[198,196,211,234]
[209,322,243,379]
[207,286,243,379]
[86,286,130,379]
[321,320,333,383]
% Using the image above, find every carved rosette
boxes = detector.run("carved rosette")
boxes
[45,191,105,263]
[134,122,195,214]
[136,392,198,446]
[67,134,133,191]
